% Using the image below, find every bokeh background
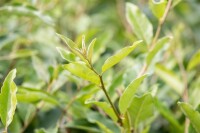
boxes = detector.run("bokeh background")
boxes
[0,0,200,133]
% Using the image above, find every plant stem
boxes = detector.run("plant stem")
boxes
[137,0,173,77]
[150,0,173,50]
[3,128,7,133]
[99,75,123,125]
[87,60,123,125]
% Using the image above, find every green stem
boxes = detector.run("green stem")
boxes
[87,57,122,125]
[138,0,173,77]
[99,75,122,125]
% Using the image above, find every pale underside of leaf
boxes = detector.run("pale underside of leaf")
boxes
[56,47,76,62]
[87,38,96,63]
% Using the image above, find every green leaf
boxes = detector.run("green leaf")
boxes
[56,47,76,62]
[9,114,21,133]
[95,121,113,133]
[189,105,200,133]
[35,128,47,133]
[102,40,142,73]
[17,87,59,105]
[149,0,167,19]
[178,102,200,133]
[85,100,118,122]
[122,113,132,133]
[0,69,17,130]
[141,126,150,133]
[87,112,120,133]
[155,99,183,132]
[155,64,183,95]
[87,38,96,63]
[0,4,54,25]
[56,34,78,49]
[172,0,182,7]
[187,49,200,71]
[66,119,101,133]
[76,85,100,103]
[35,126,58,133]
[119,74,147,114]
[126,3,153,45]
[146,36,171,65]
[127,93,154,128]
[63,62,100,85]
[56,34,90,65]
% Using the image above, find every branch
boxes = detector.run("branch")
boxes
[87,60,122,125]
[99,75,122,125]
[137,0,173,77]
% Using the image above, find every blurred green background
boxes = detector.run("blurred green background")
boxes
[0,0,200,133]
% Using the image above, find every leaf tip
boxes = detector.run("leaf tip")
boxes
[12,68,17,74]
[56,33,61,37]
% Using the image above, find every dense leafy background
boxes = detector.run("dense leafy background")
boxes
[0,0,200,133]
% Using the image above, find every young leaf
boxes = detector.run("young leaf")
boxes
[102,40,142,73]
[146,36,171,65]
[155,64,183,95]
[57,34,90,65]
[119,74,147,114]
[127,93,154,128]
[187,49,200,71]
[0,69,17,130]
[178,102,200,133]
[56,33,78,50]
[87,38,96,63]
[126,3,153,45]
[149,0,167,19]
[63,62,100,85]
[85,100,118,122]
[56,47,76,62]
